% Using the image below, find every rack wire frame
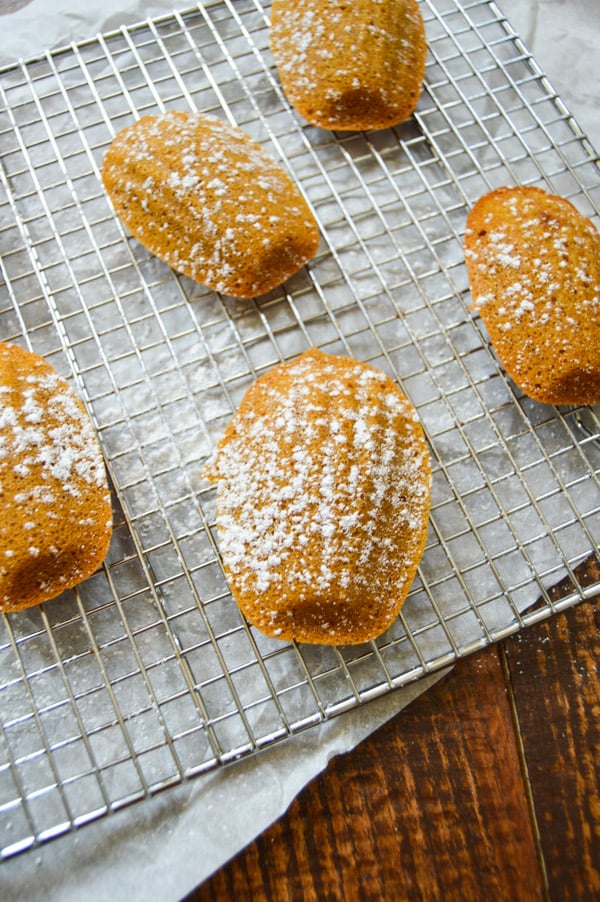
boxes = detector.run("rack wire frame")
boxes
[0,0,599,861]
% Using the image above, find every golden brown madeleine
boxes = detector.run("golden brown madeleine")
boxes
[270,0,427,131]
[202,348,431,645]
[102,111,320,298]
[0,343,112,612]
[465,186,600,405]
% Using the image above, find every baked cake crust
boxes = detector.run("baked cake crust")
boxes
[0,342,112,612]
[270,0,427,131]
[102,111,320,298]
[465,186,600,405]
[203,348,431,645]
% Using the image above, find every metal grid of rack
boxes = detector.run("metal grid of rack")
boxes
[0,0,599,860]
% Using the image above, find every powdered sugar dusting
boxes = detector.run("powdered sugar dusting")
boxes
[0,356,107,502]
[465,187,600,403]
[102,111,318,297]
[1,342,112,611]
[467,191,600,330]
[203,349,431,643]
[270,0,426,130]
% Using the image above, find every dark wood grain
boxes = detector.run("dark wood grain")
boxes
[189,596,600,901]
[504,600,600,900]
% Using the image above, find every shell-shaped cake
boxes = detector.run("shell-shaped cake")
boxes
[270,0,427,131]
[465,186,600,405]
[102,111,320,298]
[0,342,112,612]
[202,348,432,645]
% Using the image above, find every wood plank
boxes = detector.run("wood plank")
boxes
[190,645,542,901]
[503,596,600,900]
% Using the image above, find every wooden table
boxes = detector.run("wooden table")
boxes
[191,564,600,901]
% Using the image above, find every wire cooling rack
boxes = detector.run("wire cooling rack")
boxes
[1,0,599,861]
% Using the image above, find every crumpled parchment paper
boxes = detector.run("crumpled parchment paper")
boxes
[0,671,448,901]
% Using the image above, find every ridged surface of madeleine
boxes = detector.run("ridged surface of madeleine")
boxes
[270,0,427,130]
[203,348,431,645]
[465,186,600,405]
[102,111,320,298]
[0,342,112,612]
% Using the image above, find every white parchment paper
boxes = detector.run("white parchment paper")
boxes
[0,2,597,899]
[0,671,448,901]
[0,10,452,897]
